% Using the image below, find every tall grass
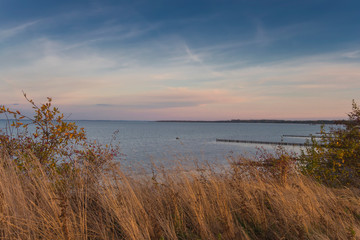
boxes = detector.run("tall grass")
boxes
[0,152,359,240]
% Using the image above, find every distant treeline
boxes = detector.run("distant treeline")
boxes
[157,119,347,124]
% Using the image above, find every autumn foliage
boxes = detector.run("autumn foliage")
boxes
[0,93,118,178]
[300,100,360,186]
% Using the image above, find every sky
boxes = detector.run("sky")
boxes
[0,0,360,120]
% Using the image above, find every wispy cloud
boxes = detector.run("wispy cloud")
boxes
[0,20,40,41]
[343,50,360,59]
[95,103,114,107]
[184,44,202,63]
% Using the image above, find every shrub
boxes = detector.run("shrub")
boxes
[300,100,360,186]
[231,146,298,184]
[0,93,119,178]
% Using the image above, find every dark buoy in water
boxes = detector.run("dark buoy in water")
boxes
[176,137,180,140]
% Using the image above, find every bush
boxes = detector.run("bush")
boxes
[230,146,298,185]
[300,100,360,186]
[0,93,119,178]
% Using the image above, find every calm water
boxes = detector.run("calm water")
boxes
[0,120,329,166]
[75,121,325,165]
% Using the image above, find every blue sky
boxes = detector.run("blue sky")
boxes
[1,0,360,120]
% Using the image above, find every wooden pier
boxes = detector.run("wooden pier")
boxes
[216,138,310,146]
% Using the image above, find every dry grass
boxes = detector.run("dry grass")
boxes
[0,153,359,240]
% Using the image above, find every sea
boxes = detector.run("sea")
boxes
[0,120,333,167]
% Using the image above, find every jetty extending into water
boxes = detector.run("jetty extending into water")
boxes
[216,138,310,146]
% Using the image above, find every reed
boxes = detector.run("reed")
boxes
[0,153,358,240]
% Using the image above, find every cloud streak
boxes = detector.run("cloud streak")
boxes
[0,20,40,41]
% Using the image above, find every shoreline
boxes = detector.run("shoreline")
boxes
[157,119,343,124]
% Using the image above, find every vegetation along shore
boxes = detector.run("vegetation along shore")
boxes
[0,95,359,239]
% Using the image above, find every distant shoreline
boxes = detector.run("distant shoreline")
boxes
[0,119,345,124]
[157,119,345,124]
